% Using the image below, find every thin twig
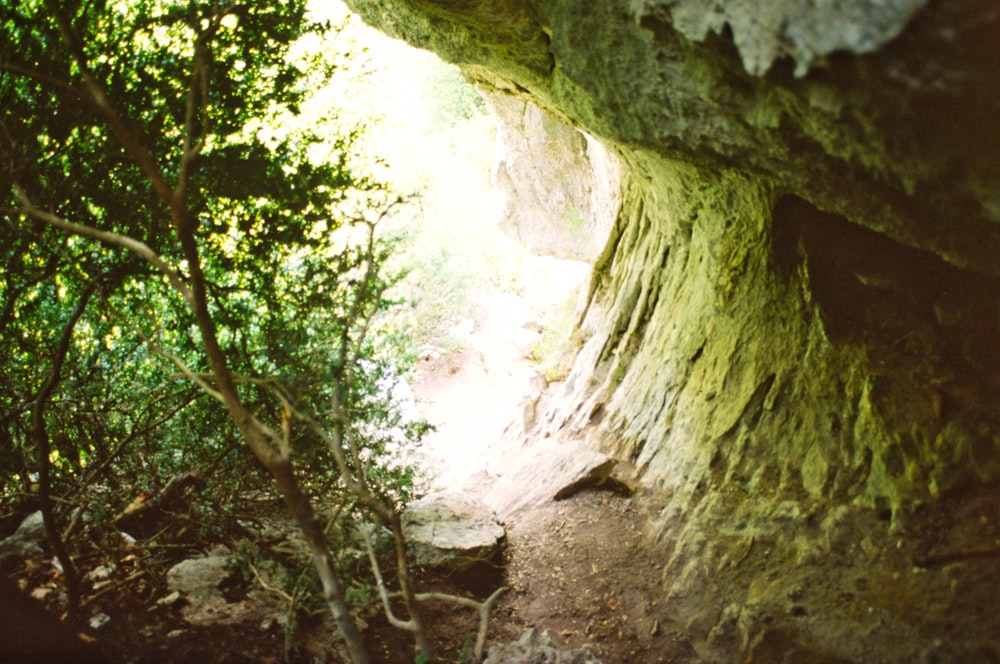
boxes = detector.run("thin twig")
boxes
[412,587,509,661]
[148,343,288,454]
[360,521,417,632]
[79,570,147,608]
[247,560,294,603]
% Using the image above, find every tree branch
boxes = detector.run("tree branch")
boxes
[0,63,89,104]
[361,522,417,632]
[415,586,509,662]
[247,559,294,603]
[45,1,178,209]
[150,343,289,456]
[30,276,101,614]
[175,25,214,204]
[13,186,194,304]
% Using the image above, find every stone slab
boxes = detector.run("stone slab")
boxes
[485,438,616,519]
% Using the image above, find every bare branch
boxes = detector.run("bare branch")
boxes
[0,63,88,103]
[414,587,509,662]
[68,386,200,505]
[176,35,212,203]
[298,412,394,522]
[343,198,403,370]
[151,344,289,455]
[279,406,292,458]
[360,522,418,632]
[248,560,294,603]
[156,347,226,404]
[29,275,101,613]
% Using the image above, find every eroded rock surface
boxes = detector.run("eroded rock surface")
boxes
[485,93,618,261]
[485,437,616,519]
[655,0,928,76]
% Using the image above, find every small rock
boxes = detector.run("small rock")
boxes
[88,612,110,630]
[418,344,445,361]
[84,564,115,584]
[523,320,543,333]
[156,590,183,607]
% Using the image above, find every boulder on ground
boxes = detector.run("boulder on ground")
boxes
[165,547,283,627]
[402,491,505,569]
[166,552,232,603]
[0,511,46,565]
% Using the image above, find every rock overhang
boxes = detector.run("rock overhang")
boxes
[642,0,929,77]
[345,0,1000,277]
[342,5,1000,658]
[345,0,1000,513]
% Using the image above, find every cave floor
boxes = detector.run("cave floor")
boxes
[358,485,676,663]
[488,487,683,662]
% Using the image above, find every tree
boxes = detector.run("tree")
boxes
[1,1,430,660]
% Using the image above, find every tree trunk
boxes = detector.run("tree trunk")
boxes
[268,458,370,664]
[30,281,98,614]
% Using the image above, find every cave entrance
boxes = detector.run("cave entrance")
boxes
[334,4,611,492]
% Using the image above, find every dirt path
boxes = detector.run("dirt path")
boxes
[404,257,691,662]
[410,291,539,492]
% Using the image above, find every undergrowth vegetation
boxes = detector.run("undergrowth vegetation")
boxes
[0,0,570,660]
[0,1,495,661]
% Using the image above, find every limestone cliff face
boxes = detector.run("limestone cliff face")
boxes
[484,93,618,261]
[346,1,1000,659]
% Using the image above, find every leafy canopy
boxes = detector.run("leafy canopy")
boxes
[0,0,422,532]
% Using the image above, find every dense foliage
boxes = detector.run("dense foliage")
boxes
[0,2,426,654]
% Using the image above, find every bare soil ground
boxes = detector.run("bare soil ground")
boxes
[359,486,679,663]
[491,488,684,663]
